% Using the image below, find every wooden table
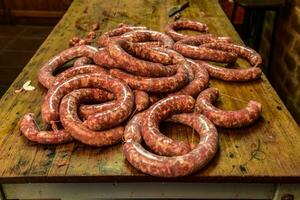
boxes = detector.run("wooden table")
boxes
[0,0,299,199]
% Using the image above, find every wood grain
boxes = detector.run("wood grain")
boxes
[0,0,299,183]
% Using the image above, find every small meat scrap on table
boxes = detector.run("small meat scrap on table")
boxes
[20,20,264,177]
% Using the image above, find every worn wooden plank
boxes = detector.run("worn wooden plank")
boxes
[0,0,299,183]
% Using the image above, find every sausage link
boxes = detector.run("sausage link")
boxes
[123,112,144,144]
[69,88,114,103]
[171,59,209,97]
[137,41,165,47]
[95,45,172,71]
[41,73,134,131]
[53,65,108,87]
[20,113,73,144]
[93,48,118,68]
[76,88,115,120]
[134,90,150,112]
[173,34,233,45]
[115,44,184,72]
[195,60,262,81]
[200,42,262,67]
[109,64,188,93]
[97,25,147,47]
[195,88,262,128]
[79,101,116,120]
[113,30,174,64]
[74,57,93,67]
[38,45,98,89]
[124,46,189,74]
[109,47,189,93]
[60,89,124,146]
[106,39,177,77]
[98,28,170,63]
[185,59,196,81]
[123,112,218,177]
[108,29,175,64]
[121,29,174,48]
[119,42,173,65]
[83,81,134,130]
[142,95,195,156]
[164,20,209,41]
[173,36,238,63]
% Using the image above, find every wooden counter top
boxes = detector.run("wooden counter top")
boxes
[0,0,299,183]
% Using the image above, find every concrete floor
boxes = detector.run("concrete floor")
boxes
[0,25,53,97]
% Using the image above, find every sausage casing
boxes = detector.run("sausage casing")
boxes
[142,95,195,156]
[106,39,177,77]
[60,89,124,146]
[134,90,150,112]
[52,64,107,87]
[41,73,134,131]
[164,20,209,41]
[73,56,93,67]
[200,42,262,67]
[123,112,218,177]
[195,88,262,128]
[171,59,209,97]
[20,113,73,144]
[173,36,238,63]
[97,24,147,47]
[38,45,98,89]
[195,60,262,82]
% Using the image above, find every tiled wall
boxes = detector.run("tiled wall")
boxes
[259,1,300,123]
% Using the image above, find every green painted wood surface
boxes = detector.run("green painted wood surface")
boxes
[0,0,299,183]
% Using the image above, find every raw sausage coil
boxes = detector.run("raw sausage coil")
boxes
[60,89,124,146]
[121,29,174,48]
[41,73,134,131]
[195,60,262,82]
[171,59,209,97]
[118,42,173,65]
[20,113,73,144]
[38,45,98,89]
[200,42,262,67]
[106,39,177,77]
[195,88,262,128]
[109,64,188,93]
[78,89,115,119]
[52,64,107,87]
[164,20,209,41]
[173,36,238,63]
[109,47,189,93]
[142,95,195,156]
[97,24,147,47]
[123,112,218,177]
